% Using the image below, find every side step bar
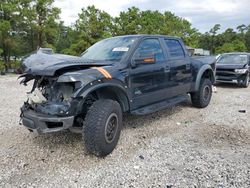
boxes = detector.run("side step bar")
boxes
[131,94,189,115]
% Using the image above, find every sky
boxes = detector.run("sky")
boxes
[54,0,250,33]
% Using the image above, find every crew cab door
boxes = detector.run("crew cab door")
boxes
[164,39,192,96]
[129,38,171,109]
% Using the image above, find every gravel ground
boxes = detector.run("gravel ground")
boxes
[0,75,249,188]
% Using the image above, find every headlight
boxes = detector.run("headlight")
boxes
[235,69,247,74]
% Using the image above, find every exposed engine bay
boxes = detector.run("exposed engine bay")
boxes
[21,76,83,117]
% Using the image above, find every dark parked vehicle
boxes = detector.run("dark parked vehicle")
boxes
[216,53,250,87]
[19,35,216,156]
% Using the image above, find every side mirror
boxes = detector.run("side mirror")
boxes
[187,49,194,57]
[134,53,156,65]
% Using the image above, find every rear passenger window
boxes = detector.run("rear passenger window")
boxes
[165,39,185,58]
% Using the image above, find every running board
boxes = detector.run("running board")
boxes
[131,95,189,115]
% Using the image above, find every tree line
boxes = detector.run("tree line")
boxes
[1,0,250,70]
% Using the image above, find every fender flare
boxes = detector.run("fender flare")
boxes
[76,82,130,112]
[194,64,215,91]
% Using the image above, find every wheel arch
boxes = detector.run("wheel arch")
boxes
[79,83,130,112]
[194,65,215,91]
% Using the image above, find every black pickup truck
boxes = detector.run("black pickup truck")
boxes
[19,35,216,156]
[216,52,250,87]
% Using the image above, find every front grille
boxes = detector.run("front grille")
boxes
[216,68,235,72]
[217,72,235,76]
[216,68,235,76]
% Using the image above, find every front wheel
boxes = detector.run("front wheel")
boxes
[191,79,212,108]
[83,99,122,157]
[241,73,249,88]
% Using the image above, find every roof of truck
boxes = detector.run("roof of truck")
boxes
[111,34,182,40]
[222,52,250,55]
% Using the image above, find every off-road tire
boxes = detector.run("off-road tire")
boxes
[191,79,212,108]
[241,73,249,88]
[83,99,122,157]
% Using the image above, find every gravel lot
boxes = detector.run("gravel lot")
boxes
[0,75,249,187]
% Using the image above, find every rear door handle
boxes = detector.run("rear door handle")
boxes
[165,65,170,73]
[186,64,191,69]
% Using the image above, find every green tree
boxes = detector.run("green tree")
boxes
[198,24,250,54]
[139,10,165,34]
[34,0,61,47]
[245,25,250,52]
[1,2,250,63]
[114,8,199,47]
[55,23,77,53]
[115,7,141,35]
[237,24,247,34]
[0,0,62,70]
[65,5,113,55]
[0,0,19,67]
[216,39,247,53]
[222,28,237,43]
[209,24,221,54]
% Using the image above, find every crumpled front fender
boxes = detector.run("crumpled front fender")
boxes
[56,69,103,97]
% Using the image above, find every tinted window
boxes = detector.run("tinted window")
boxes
[134,39,165,61]
[165,39,185,58]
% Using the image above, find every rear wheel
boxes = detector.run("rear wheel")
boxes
[191,79,212,108]
[83,99,122,157]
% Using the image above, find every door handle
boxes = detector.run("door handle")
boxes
[165,65,170,73]
[186,64,191,69]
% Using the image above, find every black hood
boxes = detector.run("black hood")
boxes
[216,63,248,70]
[21,51,112,76]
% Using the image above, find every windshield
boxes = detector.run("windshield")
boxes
[217,54,248,64]
[81,36,138,62]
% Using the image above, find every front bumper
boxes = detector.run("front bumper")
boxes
[21,109,74,134]
[216,71,246,83]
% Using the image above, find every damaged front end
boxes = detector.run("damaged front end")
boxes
[18,50,113,133]
[19,75,85,133]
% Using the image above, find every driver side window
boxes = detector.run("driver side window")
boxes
[133,39,165,62]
